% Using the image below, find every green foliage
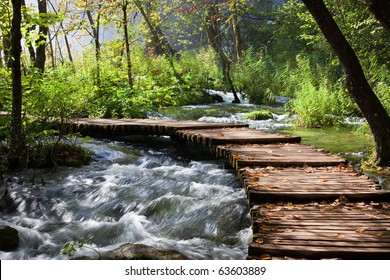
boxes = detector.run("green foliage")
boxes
[0,68,11,111]
[288,59,358,128]
[233,48,277,104]
[61,238,101,259]
[244,110,273,121]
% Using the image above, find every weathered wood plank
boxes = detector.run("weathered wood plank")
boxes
[248,202,390,259]
[239,166,389,203]
[216,144,346,168]
[249,242,390,259]
[71,118,249,138]
[175,127,301,146]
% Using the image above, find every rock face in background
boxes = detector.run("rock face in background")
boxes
[74,243,189,260]
[0,226,19,251]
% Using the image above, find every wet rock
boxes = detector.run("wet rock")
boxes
[74,243,189,260]
[0,226,19,251]
[211,94,224,103]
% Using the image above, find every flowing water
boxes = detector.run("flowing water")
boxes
[1,138,251,260]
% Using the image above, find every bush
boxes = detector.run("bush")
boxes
[244,110,273,120]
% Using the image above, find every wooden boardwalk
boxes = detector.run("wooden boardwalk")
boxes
[72,118,390,259]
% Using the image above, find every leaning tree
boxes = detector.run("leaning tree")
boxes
[302,0,390,166]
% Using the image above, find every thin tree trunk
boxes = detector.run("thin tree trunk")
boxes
[204,4,240,103]
[55,32,64,65]
[35,0,48,73]
[21,0,36,65]
[86,8,101,87]
[122,0,133,88]
[47,0,73,63]
[302,0,390,165]
[133,0,176,57]
[231,0,243,61]
[48,28,55,68]
[9,0,23,170]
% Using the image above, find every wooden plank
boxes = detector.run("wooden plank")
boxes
[175,127,301,145]
[248,190,390,203]
[239,166,388,203]
[216,144,346,168]
[248,202,390,259]
[249,242,390,259]
[71,118,249,138]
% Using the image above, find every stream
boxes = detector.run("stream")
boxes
[1,138,251,260]
[1,91,388,260]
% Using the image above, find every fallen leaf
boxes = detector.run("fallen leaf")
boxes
[355,227,367,233]
[255,239,264,244]
[336,233,346,239]
[375,232,383,237]
[287,202,293,207]
[261,226,273,231]
[260,254,272,260]
[320,179,329,182]
[282,179,289,182]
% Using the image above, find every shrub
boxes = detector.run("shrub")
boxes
[244,110,274,120]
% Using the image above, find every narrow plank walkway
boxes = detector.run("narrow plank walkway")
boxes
[240,166,388,203]
[249,202,390,259]
[71,118,390,259]
[215,143,346,169]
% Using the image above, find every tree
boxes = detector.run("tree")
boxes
[121,0,133,87]
[132,0,177,57]
[35,0,48,72]
[8,0,23,169]
[301,0,390,165]
[182,0,241,103]
[366,0,390,32]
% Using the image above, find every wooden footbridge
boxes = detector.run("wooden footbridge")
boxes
[71,118,390,260]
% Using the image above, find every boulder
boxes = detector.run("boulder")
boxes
[0,226,19,251]
[74,243,189,260]
[211,94,224,103]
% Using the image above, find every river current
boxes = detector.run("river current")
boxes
[1,137,252,260]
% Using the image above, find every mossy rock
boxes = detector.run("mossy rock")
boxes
[73,243,189,260]
[243,110,273,120]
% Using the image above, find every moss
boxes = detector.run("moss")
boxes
[243,110,274,120]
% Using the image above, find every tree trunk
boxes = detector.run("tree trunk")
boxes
[204,3,240,103]
[231,0,243,61]
[86,8,101,87]
[133,0,177,57]
[35,0,48,73]
[47,0,73,63]
[21,0,36,65]
[302,0,390,166]
[366,0,390,32]
[9,0,23,170]
[122,0,133,88]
